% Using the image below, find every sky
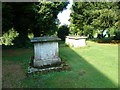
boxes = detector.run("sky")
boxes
[57,0,73,25]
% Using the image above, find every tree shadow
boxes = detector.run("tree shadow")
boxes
[59,41,118,88]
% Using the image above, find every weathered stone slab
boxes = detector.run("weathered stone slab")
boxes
[31,37,61,43]
[28,59,71,74]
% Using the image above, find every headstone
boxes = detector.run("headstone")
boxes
[31,37,61,67]
[65,36,87,47]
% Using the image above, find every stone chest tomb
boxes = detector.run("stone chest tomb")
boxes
[66,36,87,47]
[31,37,61,67]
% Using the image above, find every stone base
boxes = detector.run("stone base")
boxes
[33,58,61,67]
[28,58,71,74]
[28,66,62,74]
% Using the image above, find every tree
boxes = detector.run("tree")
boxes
[91,3,119,35]
[70,2,94,36]
[2,2,68,47]
[11,3,35,47]
[31,2,68,37]
[70,2,120,39]
[2,2,35,47]
[57,25,69,40]
[2,3,14,33]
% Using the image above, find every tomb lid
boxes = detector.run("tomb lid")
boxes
[31,37,61,43]
[66,36,87,39]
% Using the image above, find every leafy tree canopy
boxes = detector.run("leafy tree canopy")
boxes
[2,2,68,46]
[70,2,120,38]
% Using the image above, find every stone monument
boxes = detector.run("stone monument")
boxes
[66,36,87,47]
[31,37,61,67]
[28,37,71,73]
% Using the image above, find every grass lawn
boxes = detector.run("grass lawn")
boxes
[2,41,118,88]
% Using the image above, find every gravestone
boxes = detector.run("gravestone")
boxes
[28,37,71,74]
[31,37,61,67]
[66,36,87,47]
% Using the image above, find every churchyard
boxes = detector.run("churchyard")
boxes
[2,2,120,89]
[2,40,118,88]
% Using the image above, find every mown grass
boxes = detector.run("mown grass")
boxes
[2,41,118,88]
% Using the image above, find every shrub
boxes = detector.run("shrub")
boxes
[114,30,120,40]
[57,25,69,40]
[0,28,19,45]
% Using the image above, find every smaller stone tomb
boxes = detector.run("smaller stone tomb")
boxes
[65,36,87,47]
[31,37,61,67]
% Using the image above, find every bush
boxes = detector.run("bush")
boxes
[57,25,69,40]
[114,30,120,40]
[0,28,19,45]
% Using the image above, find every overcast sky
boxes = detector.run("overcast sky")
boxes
[57,0,73,25]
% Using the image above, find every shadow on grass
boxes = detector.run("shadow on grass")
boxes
[58,41,118,88]
[2,41,118,88]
